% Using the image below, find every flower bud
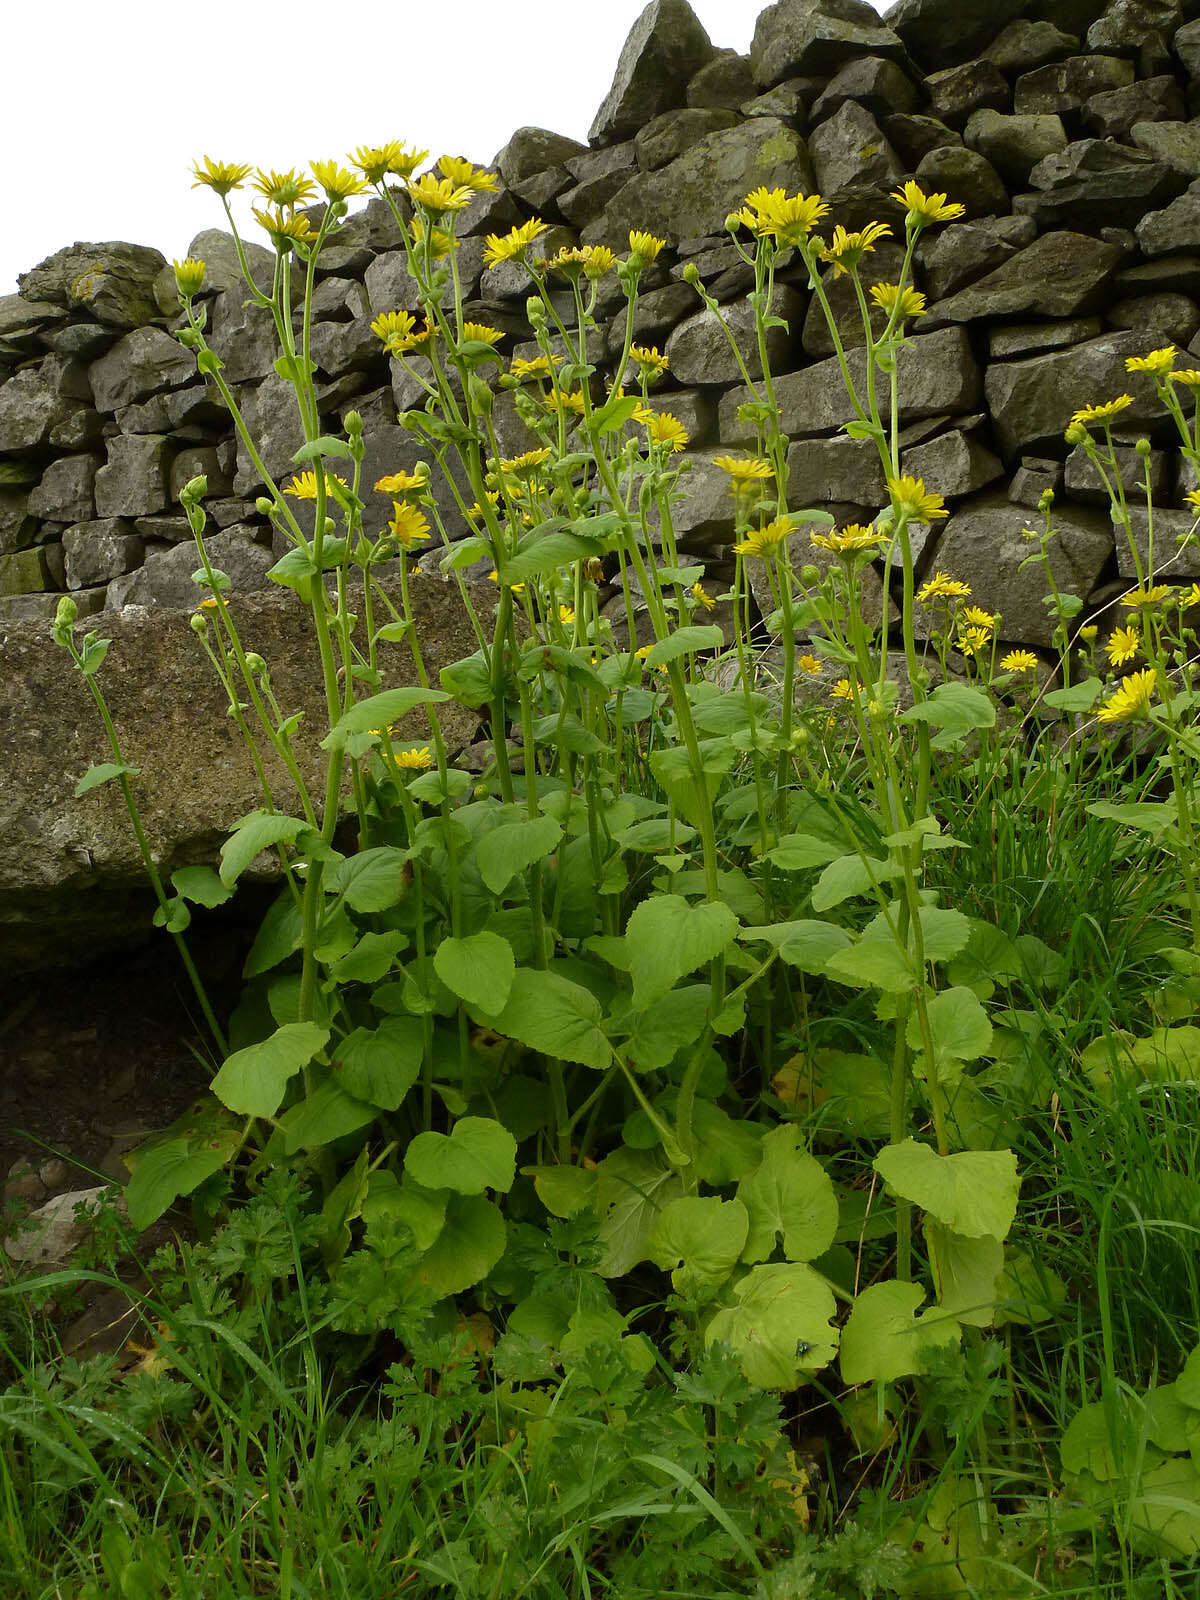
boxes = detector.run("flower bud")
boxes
[1038,489,1055,513]
[180,474,208,506]
[800,564,821,586]
[54,595,78,632]
[345,410,363,437]
[525,296,547,328]
[682,262,702,288]
[255,496,277,517]
[244,652,267,674]
[584,557,605,583]
[173,257,207,298]
[1136,436,1152,457]
[190,611,208,634]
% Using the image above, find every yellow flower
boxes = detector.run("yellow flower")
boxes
[558,604,575,625]
[810,522,885,553]
[438,155,498,192]
[869,282,926,320]
[1097,666,1157,724]
[830,678,855,701]
[957,626,993,657]
[310,160,367,202]
[1079,624,1099,643]
[394,745,434,769]
[252,168,316,207]
[713,455,774,482]
[500,447,553,475]
[1179,582,1200,609]
[173,257,206,298]
[196,597,220,611]
[483,218,549,267]
[582,245,617,279]
[374,467,427,497]
[465,491,501,521]
[350,142,429,183]
[644,412,688,452]
[371,309,417,348]
[410,216,454,259]
[691,581,716,611]
[461,321,505,347]
[1106,624,1141,665]
[1071,395,1135,427]
[1121,584,1172,607]
[386,316,436,356]
[629,229,666,262]
[487,568,526,595]
[1172,369,1200,389]
[547,387,587,415]
[887,474,948,521]
[253,208,316,247]
[1000,649,1038,673]
[962,604,995,629]
[407,174,473,213]
[797,652,822,673]
[891,181,966,227]
[191,156,253,196]
[819,222,892,274]
[733,187,830,243]
[917,571,972,604]
[283,469,347,500]
[1125,346,1176,376]
[547,245,598,277]
[734,519,792,559]
[388,502,432,548]
[510,354,560,381]
[631,345,669,378]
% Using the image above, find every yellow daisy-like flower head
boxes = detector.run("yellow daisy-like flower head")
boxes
[819,221,892,274]
[957,626,992,658]
[830,678,855,701]
[733,187,832,245]
[407,174,474,214]
[173,257,207,298]
[1170,369,1200,390]
[253,208,316,248]
[510,353,560,382]
[810,522,886,553]
[283,469,347,500]
[1121,584,1172,607]
[1178,582,1200,609]
[582,245,617,279]
[558,604,575,625]
[1080,624,1099,643]
[394,745,434,769]
[371,309,416,349]
[1125,346,1176,376]
[252,167,317,207]
[1097,666,1157,724]
[891,181,966,227]
[388,502,432,549]
[869,281,927,321]
[461,321,505,347]
[797,652,823,674]
[410,216,454,259]
[1106,624,1141,666]
[483,218,549,268]
[887,474,948,521]
[388,316,437,356]
[438,155,499,192]
[547,388,587,416]
[691,581,716,611]
[734,518,792,560]
[713,456,774,498]
[547,245,596,278]
[500,447,553,476]
[1071,395,1135,428]
[962,604,995,629]
[374,466,428,498]
[310,160,367,202]
[628,229,666,263]
[349,142,429,183]
[630,345,669,379]
[644,412,689,452]
[1000,649,1038,673]
[916,571,972,604]
[191,156,253,197]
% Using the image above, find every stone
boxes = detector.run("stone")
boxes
[1013,56,1136,117]
[0,294,61,341]
[669,241,755,301]
[1136,182,1200,254]
[719,327,981,442]
[882,114,962,167]
[635,108,739,171]
[62,520,144,589]
[750,0,906,86]
[455,185,524,240]
[604,284,697,360]
[924,60,1010,129]
[495,127,588,186]
[901,429,1004,498]
[886,0,1029,71]
[665,286,805,384]
[133,515,198,543]
[559,173,631,229]
[48,408,105,451]
[914,146,1009,220]
[924,492,1115,646]
[1115,506,1200,577]
[207,289,282,386]
[985,331,1169,456]
[108,529,272,610]
[3,1186,117,1267]
[1131,120,1200,178]
[0,489,35,556]
[0,587,106,626]
[41,322,119,362]
[1108,291,1200,343]
[28,455,101,523]
[232,376,306,498]
[1018,139,1183,231]
[589,0,716,144]
[94,436,172,519]
[924,233,1123,324]
[593,119,814,248]
[169,447,232,502]
[1087,0,1180,57]
[982,19,1080,75]
[18,243,167,330]
[308,316,387,377]
[88,327,196,413]
[1065,441,1170,503]
[1083,75,1185,138]
[0,548,50,596]
[916,215,1039,302]
[660,453,737,549]
[963,110,1068,189]
[507,166,574,213]
[988,319,1103,359]
[635,389,718,448]
[808,101,905,194]
[180,228,277,299]
[786,435,887,504]
[688,50,757,110]
[309,278,369,322]
[0,368,81,452]
[809,55,922,123]
[1177,18,1200,78]
[1009,457,1064,508]
[1116,255,1200,295]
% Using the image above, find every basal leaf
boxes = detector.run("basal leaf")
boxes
[624,893,738,1009]
[647,1195,749,1296]
[707,1262,839,1389]
[413,1193,506,1297]
[220,812,309,886]
[211,1021,330,1118]
[839,1279,960,1385]
[332,1017,423,1110]
[434,931,515,1014]
[489,966,611,1070]
[874,1139,1020,1240]
[594,1147,684,1277]
[737,1124,839,1264]
[476,815,563,896]
[327,847,411,913]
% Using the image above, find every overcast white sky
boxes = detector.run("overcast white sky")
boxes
[2,0,889,298]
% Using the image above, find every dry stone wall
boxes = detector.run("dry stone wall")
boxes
[5,0,1200,644]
